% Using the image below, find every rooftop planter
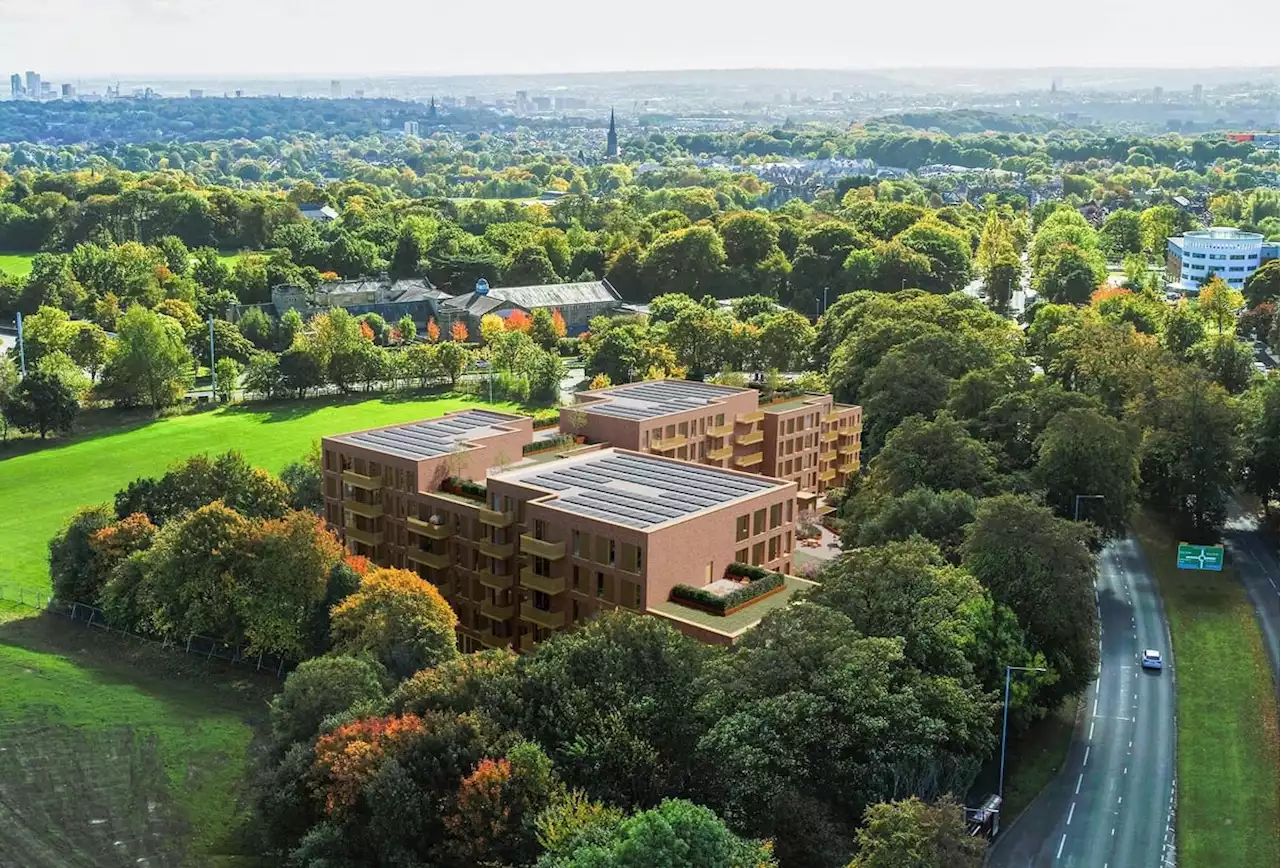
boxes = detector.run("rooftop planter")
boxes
[522,434,574,455]
[670,563,786,616]
[440,476,487,502]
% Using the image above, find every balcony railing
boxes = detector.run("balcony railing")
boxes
[520,568,567,595]
[838,460,860,474]
[345,526,381,546]
[820,450,838,463]
[737,410,764,425]
[822,411,842,424]
[649,434,688,452]
[818,468,837,482]
[477,538,516,559]
[518,633,542,654]
[406,516,451,540]
[707,445,734,461]
[478,569,515,591]
[735,452,763,468]
[481,599,516,620]
[342,469,381,490]
[707,422,735,438]
[820,430,838,443]
[520,603,567,630]
[478,506,515,528]
[406,548,450,570]
[343,499,383,518]
[520,535,566,560]
[737,429,764,446]
[479,628,515,649]
[839,443,859,456]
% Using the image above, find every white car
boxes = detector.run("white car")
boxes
[1141,649,1163,671]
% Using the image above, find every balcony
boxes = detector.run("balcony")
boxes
[477,538,516,559]
[707,422,735,438]
[820,450,838,463]
[478,506,515,528]
[406,548,450,570]
[520,534,566,560]
[736,429,764,446]
[478,569,515,591]
[521,568,567,595]
[518,633,542,654]
[823,411,842,424]
[840,424,863,437]
[342,498,383,519]
[839,460,860,474]
[735,452,763,468]
[737,410,764,425]
[406,516,451,540]
[479,628,514,649]
[649,434,688,452]
[839,443,859,456]
[707,445,734,461]
[520,603,568,630]
[345,526,381,546]
[481,599,516,621]
[818,468,837,482]
[342,469,381,490]
[820,430,838,443]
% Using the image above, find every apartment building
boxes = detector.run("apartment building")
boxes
[322,412,800,651]
[560,379,863,505]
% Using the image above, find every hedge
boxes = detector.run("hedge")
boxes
[671,563,785,615]
[523,434,573,455]
[530,408,561,429]
[441,476,487,502]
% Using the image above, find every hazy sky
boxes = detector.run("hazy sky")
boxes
[1,0,1275,78]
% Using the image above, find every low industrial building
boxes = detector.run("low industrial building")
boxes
[321,407,803,651]
[559,379,862,510]
[437,279,623,336]
[227,276,451,331]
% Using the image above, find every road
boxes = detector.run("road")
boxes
[1222,500,1280,691]
[988,536,1177,868]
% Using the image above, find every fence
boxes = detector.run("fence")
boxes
[0,586,294,679]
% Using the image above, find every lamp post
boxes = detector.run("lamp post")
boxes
[1074,493,1105,523]
[999,665,1048,800]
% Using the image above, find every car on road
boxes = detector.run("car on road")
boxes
[1141,649,1163,671]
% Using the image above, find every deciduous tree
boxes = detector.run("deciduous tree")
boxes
[330,568,459,678]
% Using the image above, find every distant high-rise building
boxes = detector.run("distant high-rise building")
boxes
[40,81,53,99]
[10,73,23,98]
[25,70,39,98]
[330,79,341,99]
[353,89,365,99]
[515,90,529,113]
[606,108,619,158]
[60,83,74,99]
[1153,86,1164,103]
[1193,83,1203,103]
[404,120,420,136]
[189,89,203,99]
[465,95,478,108]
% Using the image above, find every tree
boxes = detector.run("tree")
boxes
[841,487,978,563]
[719,211,781,268]
[962,494,1099,702]
[396,313,417,344]
[278,307,304,350]
[214,357,242,403]
[69,321,110,382]
[239,306,275,349]
[1100,210,1144,259]
[871,412,999,497]
[896,218,972,293]
[506,245,560,285]
[1240,374,1280,512]
[330,568,459,679]
[100,305,195,409]
[280,445,323,512]
[48,504,115,604]
[3,370,78,439]
[279,345,325,398]
[435,341,471,386]
[1032,407,1140,537]
[426,317,441,343]
[531,307,566,350]
[450,320,469,343]
[113,450,289,525]
[13,305,75,367]
[640,225,726,299]
[1035,243,1106,305]
[0,356,18,442]
[1198,276,1244,337]
[848,797,984,868]
[1244,259,1280,308]
[269,655,386,749]
[757,310,816,372]
[539,798,776,868]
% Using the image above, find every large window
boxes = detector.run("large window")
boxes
[736,515,750,541]
[770,503,782,529]
[753,509,766,535]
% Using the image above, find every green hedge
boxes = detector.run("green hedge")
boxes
[671,564,785,615]
[523,434,573,455]
[441,476,487,502]
[530,408,561,429]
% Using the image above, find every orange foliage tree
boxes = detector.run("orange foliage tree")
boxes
[451,320,469,342]
[313,714,427,813]
[427,317,441,343]
[445,758,512,847]
[359,321,376,342]
[330,567,459,677]
[505,310,532,333]
[1090,286,1131,306]
[551,309,567,339]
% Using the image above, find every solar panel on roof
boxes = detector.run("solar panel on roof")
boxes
[585,380,747,420]
[335,410,518,460]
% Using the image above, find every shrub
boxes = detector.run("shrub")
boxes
[557,337,580,357]
[441,476,487,502]
[670,564,785,615]
[523,434,573,455]
[530,407,561,429]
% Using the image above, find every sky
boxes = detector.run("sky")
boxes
[1,0,1276,79]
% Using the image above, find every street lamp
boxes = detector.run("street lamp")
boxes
[1074,493,1105,523]
[998,665,1048,800]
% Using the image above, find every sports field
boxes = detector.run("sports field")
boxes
[0,251,246,280]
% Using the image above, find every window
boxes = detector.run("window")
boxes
[609,539,617,567]
[678,421,688,437]
[785,531,793,553]
[594,536,609,564]
[770,503,782,529]
[786,418,795,434]
[620,579,641,609]
[715,413,725,427]
[786,500,793,522]
[572,565,583,592]
[572,600,580,621]
[736,515,750,541]
[534,518,547,540]
[735,547,749,563]
[533,590,551,611]
[596,572,607,600]
[753,509,766,535]
[573,529,586,557]
[534,556,551,577]
[768,536,779,561]
[751,542,765,566]
[621,542,642,573]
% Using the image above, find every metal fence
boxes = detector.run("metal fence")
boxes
[0,586,294,678]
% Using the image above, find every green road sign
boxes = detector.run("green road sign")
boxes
[1177,543,1224,571]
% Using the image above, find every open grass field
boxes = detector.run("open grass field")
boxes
[0,251,37,278]
[0,604,275,867]
[1134,514,1280,868]
[0,393,512,598]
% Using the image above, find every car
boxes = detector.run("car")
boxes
[1255,362,1269,373]
[1141,649,1163,671]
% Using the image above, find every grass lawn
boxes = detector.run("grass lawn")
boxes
[0,604,274,867]
[1134,514,1280,868]
[0,393,515,598]
[0,251,37,278]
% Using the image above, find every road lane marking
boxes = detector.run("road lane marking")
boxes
[1083,746,1090,766]
[1089,721,1095,740]
[1067,802,1075,824]
[1057,834,1067,859]
[1076,774,1083,794]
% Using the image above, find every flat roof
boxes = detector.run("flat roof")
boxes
[649,575,819,638]
[495,449,787,529]
[583,380,748,421]
[330,409,522,461]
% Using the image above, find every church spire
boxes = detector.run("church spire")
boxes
[605,107,619,158]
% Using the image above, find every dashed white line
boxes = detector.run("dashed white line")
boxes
[1076,773,1083,794]
[1067,802,1076,825]
[1084,746,1091,766]
[1089,721,1095,740]
[1057,834,1067,859]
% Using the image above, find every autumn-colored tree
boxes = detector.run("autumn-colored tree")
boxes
[480,312,507,345]
[1090,286,1131,306]
[589,373,612,390]
[358,320,376,342]
[445,758,512,849]
[505,310,533,333]
[89,512,157,574]
[312,713,428,813]
[330,568,460,677]
[426,317,441,343]
[551,309,568,339]
[345,554,373,577]
[451,320,469,342]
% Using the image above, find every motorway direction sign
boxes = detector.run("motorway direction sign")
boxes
[1177,543,1224,571]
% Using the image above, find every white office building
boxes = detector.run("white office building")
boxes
[1167,227,1279,290]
